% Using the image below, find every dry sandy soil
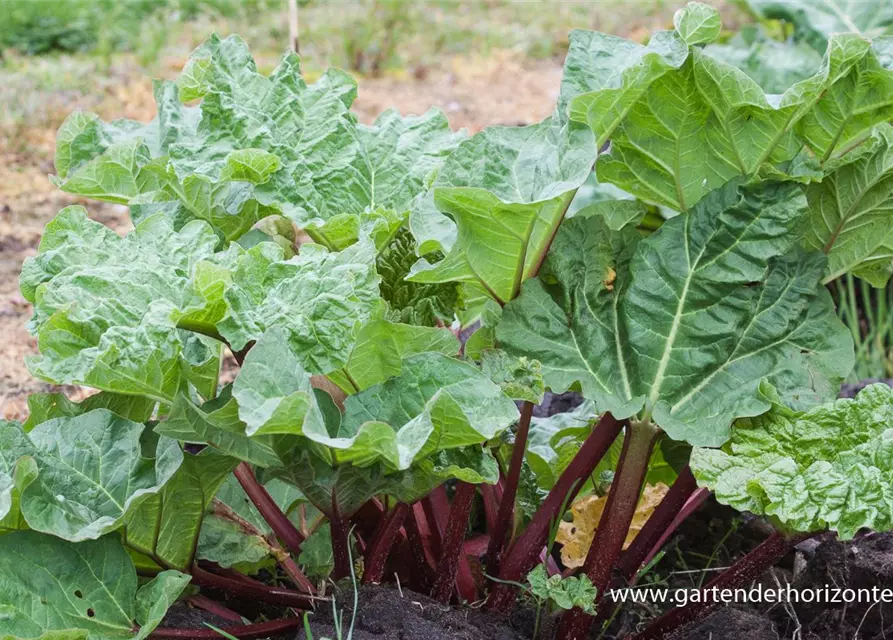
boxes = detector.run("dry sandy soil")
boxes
[0,51,565,419]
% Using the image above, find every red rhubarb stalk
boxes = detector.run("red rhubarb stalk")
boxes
[616,465,699,582]
[424,485,477,602]
[557,423,659,639]
[632,530,818,640]
[186,595,244,623]
[404,504,437,591]
[190,566,313,608]
[486,400,534,574]
[149,617,302,639]
[431,481,478,603]
[481,484,500,534]
[233,463,305,554]
[329,487,352,580]
[363,502,410,584]
[487,413,624,613]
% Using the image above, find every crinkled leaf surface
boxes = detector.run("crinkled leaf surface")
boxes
[527,565,597,613]
[408,114,595,304]
[499,181,853,446]
[691,383,893,539]
[376,227,458,326]
[744,0,893,49]
[0,532,189,640]
[705,25,822,93]
[268,353,515,514]
[219,236,381,373]
[337,352,519,469]
[385,446,500,504]
[803,124,893,285]
[479,350,545,404]
[326,318,460,393]
[271,448,389,518]
[123,448,236,571]
[0,421,35,534]
[20,207,221,403]
[55,35,462,245]
[568,22,893,211]
[231,327,326,437]
[5,411,183,542]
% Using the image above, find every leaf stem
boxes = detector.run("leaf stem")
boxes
[486,413,625,613]
[431,481,478,603]
[233,463,305,554]
[556,422,659,639]
[149,617,303,639]
[190,565,314,608]
[186,595,244,623]
[363,502,410,584]
[330,486,352,580]
[631,530,819,639]
[615,465,700,582]
[486,400,534,574]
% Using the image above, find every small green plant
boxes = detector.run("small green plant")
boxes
[526,564,597,638]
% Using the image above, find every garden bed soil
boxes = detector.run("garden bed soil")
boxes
[283,531,893,639]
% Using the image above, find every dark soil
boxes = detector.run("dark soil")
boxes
[295,584,528,640]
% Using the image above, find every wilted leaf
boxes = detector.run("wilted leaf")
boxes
[556,483,669,568]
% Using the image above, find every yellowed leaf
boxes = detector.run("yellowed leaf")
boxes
[556,483,669,569]
[604,267,617,291]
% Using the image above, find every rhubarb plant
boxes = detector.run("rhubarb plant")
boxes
[5,2,893,639]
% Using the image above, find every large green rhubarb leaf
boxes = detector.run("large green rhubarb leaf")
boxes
[691,383,893,539]
[408,113,595,304]
[498,181,853,446]
[267,353,517,516]
[803,124,893,286]
[231,327,331,437]
[0,532,189,640]
[241,345,517,471]
[568,11,893,211]
[2,411,183,542]
[20,207,221,403]
[54,35,462,245]
[218,236,380,373]
[123,448,236,571]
